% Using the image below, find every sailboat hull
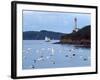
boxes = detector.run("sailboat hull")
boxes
[45,37,51,42]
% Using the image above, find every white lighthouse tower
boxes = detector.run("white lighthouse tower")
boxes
[73,17,79,32]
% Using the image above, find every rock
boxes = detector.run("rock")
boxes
[72,54,76,56]
[83,58,87,61]
[32,65,35,68]
[65,55,68,57]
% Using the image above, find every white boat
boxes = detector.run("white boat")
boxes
[45,36,51,42]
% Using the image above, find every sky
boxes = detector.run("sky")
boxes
[23,10,91,33]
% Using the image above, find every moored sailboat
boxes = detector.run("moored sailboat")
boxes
[45,36,51,42]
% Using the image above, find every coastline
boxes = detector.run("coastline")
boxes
[53,41,90,48]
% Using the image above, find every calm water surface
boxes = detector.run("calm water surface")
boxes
[22,40,91,69]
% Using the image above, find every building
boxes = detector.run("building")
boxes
[72,17,79,33]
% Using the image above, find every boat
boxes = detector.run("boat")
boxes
[45,36,51,42]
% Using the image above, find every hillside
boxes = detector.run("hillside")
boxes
[23,30,66,40]
[60,25,91,46]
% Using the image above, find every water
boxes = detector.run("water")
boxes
[22,40,91,69]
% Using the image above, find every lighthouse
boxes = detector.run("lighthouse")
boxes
[73,17,79,32]
[74,17,77,29]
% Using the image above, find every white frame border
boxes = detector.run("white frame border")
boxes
[16,3,97,77]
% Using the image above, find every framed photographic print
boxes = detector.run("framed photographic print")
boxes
[11,1,98,79]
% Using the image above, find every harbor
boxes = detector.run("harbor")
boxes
[22,40,90,69]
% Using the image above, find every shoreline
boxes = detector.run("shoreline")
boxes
[53,41,91,48]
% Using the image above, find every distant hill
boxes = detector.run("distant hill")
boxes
[60,25,91,45]
[23,30,66,40]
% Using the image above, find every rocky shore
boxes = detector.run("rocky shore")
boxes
[53,25,91,48]
[53,41,90,48]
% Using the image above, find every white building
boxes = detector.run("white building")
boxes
[72,17,79,33]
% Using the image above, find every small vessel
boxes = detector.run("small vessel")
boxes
[45,36,51,42]
[50,48,54,56]
[32,65,35,69]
